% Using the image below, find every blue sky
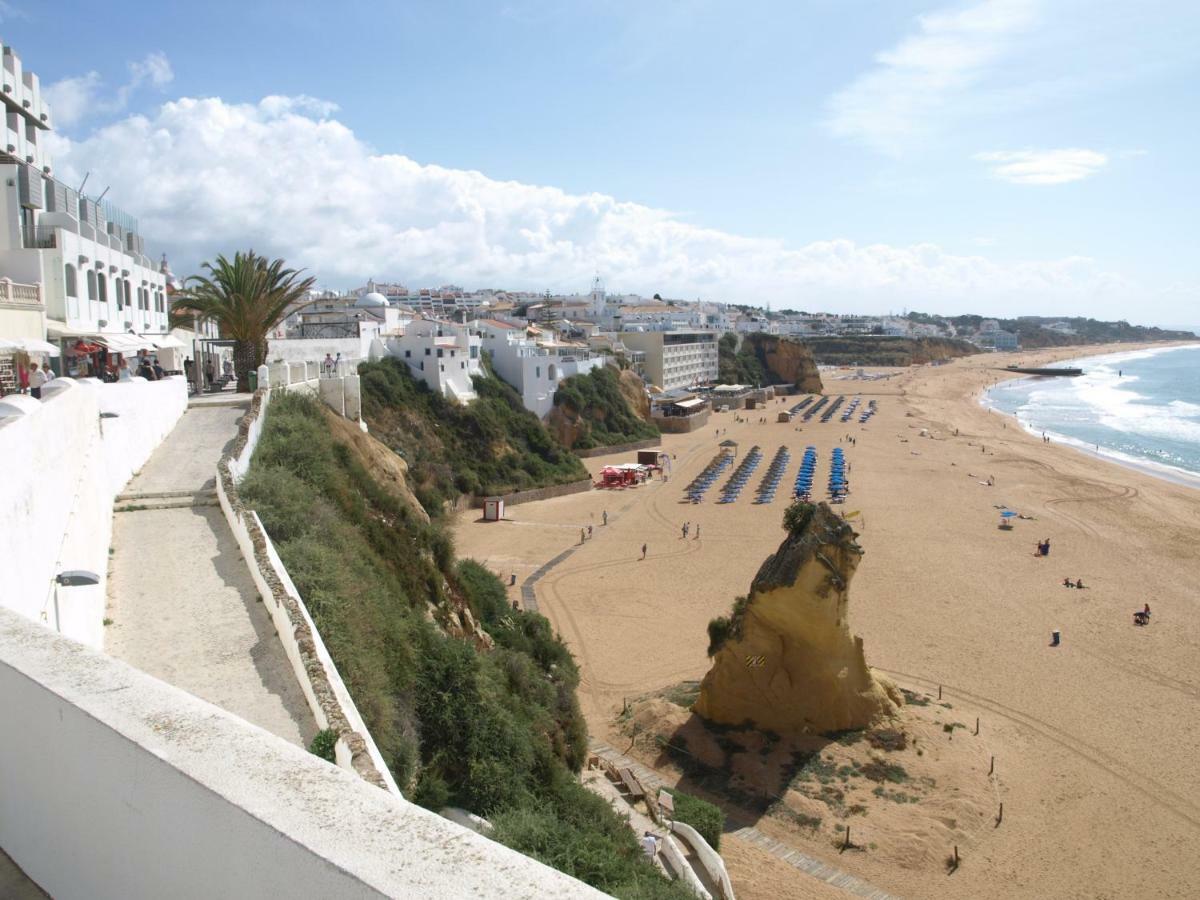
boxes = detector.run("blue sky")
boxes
[4,0,1198,326]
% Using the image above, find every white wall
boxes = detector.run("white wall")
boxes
[268,336,368,367]
[0,376,187,648]
[0,606,605,900]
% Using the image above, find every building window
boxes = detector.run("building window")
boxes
[440,364,444,372]
[460,362,464,369]
[470,346,478,359]
[98,273,108,304]
[425,347,431,356]
[64,264,78,298]
[437,348,444,358]
[419,361,424,371]
[86,270,97,301]
[536,366,541,378]
[114,278,123,310]
[405,349,411,358]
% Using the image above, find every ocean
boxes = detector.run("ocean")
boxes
[983,343,1200,488]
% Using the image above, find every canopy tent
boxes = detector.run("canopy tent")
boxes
[96,333,157,353]
[150,334,187,350]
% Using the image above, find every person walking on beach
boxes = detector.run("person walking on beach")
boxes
[602,510,608,526]
[641,543,647,560]
[581,528,586,545]
[587,525,593,539]
[694,523,700,539]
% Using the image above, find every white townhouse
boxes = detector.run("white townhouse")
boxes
[0,38,188,372]
[473,318,608,418]
[383,317,483,403]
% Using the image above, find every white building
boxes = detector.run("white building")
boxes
[0,38,174,374]
[383,317,483,403]
[474,318,608,417]
[618,330,719,391]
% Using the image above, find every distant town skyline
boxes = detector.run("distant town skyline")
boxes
[5,0,1198,328]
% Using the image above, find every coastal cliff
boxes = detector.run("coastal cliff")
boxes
[718,333,824,392]
[695,502,900,734]
[547,367,659,451]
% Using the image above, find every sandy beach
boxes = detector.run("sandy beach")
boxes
[454,344,1200,899]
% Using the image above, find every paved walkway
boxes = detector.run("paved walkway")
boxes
[105,403,317,748]
[0,849,47,899]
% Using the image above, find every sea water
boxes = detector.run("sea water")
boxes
[984,344,1200,487]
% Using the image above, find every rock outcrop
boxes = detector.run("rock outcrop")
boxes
[750,335,824,393]
[695,502,899,734]
[321,407,429,524]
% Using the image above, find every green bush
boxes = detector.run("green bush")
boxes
[671,790,725,850]
[551,367,659,450]
[308,728,338,763]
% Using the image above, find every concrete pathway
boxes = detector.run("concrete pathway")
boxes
[589,741,898,900]
[0,849,48,899]
[105,403,317,748]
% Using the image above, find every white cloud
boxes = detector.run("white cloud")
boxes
[43,52,174,128]
[974,148,1108,184]
[46,94,1134,313]
[826,0,1039,154]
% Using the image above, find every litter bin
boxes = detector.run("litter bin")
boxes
[247,371,257,392]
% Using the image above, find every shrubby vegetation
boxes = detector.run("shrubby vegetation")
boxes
[801,335,978,367]
[358,357,588,512]
[671,791,725,850]
[552,367,659,450]
[242,392,687,897]
[717,332,767,386]
[914,312,1196,348]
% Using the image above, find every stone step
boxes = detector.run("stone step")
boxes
[114,495,220,512]
[115,489,215,502]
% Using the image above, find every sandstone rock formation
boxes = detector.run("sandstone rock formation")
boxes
[694,502,899,734]
[322,407,429,523]
[751,335,824,393]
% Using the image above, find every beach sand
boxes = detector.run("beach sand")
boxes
[454,345,1200,899]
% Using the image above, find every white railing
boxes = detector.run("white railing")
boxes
[0,277,42,306]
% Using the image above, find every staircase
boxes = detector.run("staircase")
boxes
[113,488,220,512]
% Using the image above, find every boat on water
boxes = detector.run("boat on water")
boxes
[1003,365,1083,377]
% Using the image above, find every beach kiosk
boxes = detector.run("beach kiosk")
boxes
[483,497,505,521]
[719,438,738,458]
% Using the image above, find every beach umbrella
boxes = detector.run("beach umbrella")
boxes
[1000,511,1017,518]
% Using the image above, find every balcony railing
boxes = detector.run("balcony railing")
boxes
[0,277,43,306]
[22,225,56,249]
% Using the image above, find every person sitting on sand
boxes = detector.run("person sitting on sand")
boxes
[1075,578,1085,589]
[1063,577,1075,588]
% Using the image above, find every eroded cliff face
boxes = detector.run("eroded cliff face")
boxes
[695,502,899,734]
[616,368,652,421]
[322,407,429,523]
[754,336,824,393]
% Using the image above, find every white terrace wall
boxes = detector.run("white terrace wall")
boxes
[217,383,396,794]
[0,606,605,900]
[0,376,186,649]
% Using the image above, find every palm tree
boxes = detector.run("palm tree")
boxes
[172,251,315,392]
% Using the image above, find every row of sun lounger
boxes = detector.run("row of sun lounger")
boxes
[820,395,846,423]
[840,397,861,422]
[859,400,878,424]
[802,397,829,422]
[686,451,734,503]
[793,446,819,500]
[829,447,848,502]
[718,446,763,504]
[788,396,815,416]
[753,446,791,504]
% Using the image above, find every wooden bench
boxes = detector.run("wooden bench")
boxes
[618,767,646,801]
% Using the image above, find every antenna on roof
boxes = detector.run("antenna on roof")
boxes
[77,172,90,196]
[96,186,110,203]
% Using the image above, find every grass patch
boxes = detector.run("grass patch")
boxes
[672,791,725,850]
[866,729,908,752]
[860,758,909,784]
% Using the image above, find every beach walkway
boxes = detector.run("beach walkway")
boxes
[104,402,316,748]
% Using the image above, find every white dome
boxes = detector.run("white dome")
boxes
[356,292,389,308]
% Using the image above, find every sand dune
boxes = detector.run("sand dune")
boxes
[454,345,1200,899]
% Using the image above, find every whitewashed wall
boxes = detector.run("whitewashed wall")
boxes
[0,376,186,648]
[0,606,605,900]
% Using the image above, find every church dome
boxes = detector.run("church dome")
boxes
[356,291,389,308]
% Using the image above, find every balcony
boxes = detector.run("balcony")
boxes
[0,277,42,307]
[22,224,55,249]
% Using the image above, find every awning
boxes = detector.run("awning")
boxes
[15,338,60,357]
[45,320,94,339]
[97,334,156,353]
[673,397,706,410]
[149,334,186,350]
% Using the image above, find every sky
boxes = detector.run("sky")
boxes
[3,0,1198,327]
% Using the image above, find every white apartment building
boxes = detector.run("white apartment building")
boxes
[0,38,174,371]
[382,317,483,403]
[618,330,719,391]
[474,318,608,417]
